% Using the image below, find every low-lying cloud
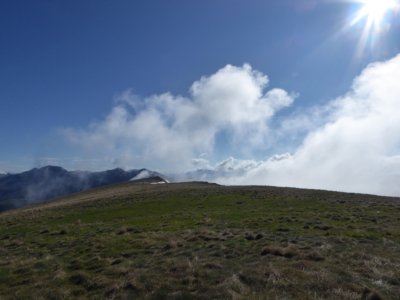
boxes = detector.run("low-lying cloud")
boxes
[64,54,400,196]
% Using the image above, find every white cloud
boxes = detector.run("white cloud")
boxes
[130,170,153,181]
[215,157,261,173]
[214,54,400,196]
[63,64,295,172]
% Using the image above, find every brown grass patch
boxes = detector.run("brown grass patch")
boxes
[261,245,299,258]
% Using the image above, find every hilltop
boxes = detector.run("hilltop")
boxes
[0,182,399,299]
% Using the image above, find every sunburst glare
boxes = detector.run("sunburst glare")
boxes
[348,0,399,58]
[351,0,398,29]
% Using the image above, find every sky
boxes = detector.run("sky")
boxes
[1,0,400,195]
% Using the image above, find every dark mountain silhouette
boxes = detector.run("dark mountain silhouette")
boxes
[0,166,165,212]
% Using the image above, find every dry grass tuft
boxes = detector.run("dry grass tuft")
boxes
[261,245,299,258]
[302,250,324,261]
[361,287,383,300]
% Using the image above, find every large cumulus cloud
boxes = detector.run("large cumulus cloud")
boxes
[63,64,294,171]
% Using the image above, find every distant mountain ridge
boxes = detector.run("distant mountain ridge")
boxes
[0,166,165,212]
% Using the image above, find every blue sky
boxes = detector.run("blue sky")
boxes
[1,0,400,195]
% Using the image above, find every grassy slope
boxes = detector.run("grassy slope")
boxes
[0,182,399,299]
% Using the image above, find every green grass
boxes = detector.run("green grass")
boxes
[0,183,399,299]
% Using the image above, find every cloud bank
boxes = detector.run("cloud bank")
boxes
[214,54,400,196]
[65,54,400,196]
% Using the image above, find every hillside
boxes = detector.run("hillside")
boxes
[0,182,399,299]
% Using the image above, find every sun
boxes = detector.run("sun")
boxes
[361,0,397,24]
[348,0,399,57]
[353,0,398,27]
